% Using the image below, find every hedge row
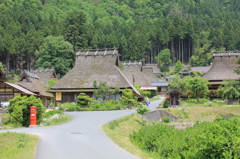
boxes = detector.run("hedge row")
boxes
[130,118,240,158]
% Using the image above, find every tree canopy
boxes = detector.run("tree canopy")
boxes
[35,36,75,76]
[1,0,240,73]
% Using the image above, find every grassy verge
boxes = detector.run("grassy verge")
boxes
[163,99,240,121]
[40,114,72,126]
[102,114,155,159]
[0,132,39,159]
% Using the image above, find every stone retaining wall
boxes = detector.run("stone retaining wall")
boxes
[143,110,180,122]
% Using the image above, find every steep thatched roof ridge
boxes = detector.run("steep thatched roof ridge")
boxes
[24,70,39,79]
[122,62,152,87]
[144,63,161,73]
[142,67,159,82]
[123,61,142,66]
[51,54,140,95]
[76,48,117,56]
[30,69,57,87]
[15,70,54,97]
[203,55,240,81]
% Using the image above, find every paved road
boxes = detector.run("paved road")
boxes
[0,98,164,159]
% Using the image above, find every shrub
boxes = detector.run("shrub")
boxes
[212,99,224,106]
[7,96,44,127]
[186,98,197,103]
[162,100,170,108]
[162,116,171,123]
[58,102,79,111]
[42,110,64,118]
[77,93,92,107]
[130,118,240,158]
[199,98,209,103]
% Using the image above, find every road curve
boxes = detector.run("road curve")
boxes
[0,98,164,159]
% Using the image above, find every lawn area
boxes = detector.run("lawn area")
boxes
[102,114,155,159]
[166,99,240,121]
[0,132,39,159]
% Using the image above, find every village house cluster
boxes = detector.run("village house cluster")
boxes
[0,49,239,106]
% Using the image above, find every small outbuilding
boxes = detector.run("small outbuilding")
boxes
[166,89,182,107]
[178,70,195,78]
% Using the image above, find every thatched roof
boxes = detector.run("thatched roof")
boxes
[144,63,161,73]
[5,82,37,96]
[15,70,54,97]
[178,70,195,77]
[29,69,57,87]
[51,49,140,95]
[192,66,211,74]
[203,53,240,81]
[0,69,7,83]
[142,66,159,82]
[121,61,152,87]
[167,89,182,94]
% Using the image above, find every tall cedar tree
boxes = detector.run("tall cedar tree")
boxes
[63,11,88,52]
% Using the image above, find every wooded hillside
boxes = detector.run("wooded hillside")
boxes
[0,0,240,75]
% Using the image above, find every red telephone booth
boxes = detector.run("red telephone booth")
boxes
[29,106,37,127]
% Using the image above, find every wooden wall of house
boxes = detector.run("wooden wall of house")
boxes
[0,84,21,101]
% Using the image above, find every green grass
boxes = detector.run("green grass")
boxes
[166,99,240,121]
[40,112,72,126]
[102,114,155,159]
[0,132,39,159]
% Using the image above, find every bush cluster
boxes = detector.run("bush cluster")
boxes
[7,96,44,127]
[130,118,240,158]
[58,101,127,111]
[162,100,170,108]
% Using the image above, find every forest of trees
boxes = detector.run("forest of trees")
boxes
[0,0,240,76]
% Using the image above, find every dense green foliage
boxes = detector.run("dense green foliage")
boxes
[35,36,75,76]
[134,84,151,97]
[45,79,58,90]
[93,80,120,101]
[174,60,184,73]
[130,118,240,158]
[169,76,209,99]
[136,103,150,120]
[1,0,240,75]
[162,116,171,123]
[76,93,92,107]
[217,80,240,103]
[120,89,137,108]
[7,96,44,127]
[58,101,127,111]
[155,48,171,72]
[162,99,170,108]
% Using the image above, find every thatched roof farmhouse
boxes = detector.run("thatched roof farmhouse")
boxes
[0,70,37,104]
[15,69,56,105]
[50,48,140,104]
[144,63,162,78]
[142,66,160,82]
[121,61,151,87]
[203,52,240,90]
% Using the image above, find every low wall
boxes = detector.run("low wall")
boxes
[143,110,180,123]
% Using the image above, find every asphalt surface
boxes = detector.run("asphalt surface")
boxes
[0,98,164,159]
